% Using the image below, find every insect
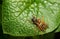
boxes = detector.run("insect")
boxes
[32,16,48,31]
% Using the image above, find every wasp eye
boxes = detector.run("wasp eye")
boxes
[32,17,37,22]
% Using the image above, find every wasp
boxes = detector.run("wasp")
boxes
[32,16,48,31]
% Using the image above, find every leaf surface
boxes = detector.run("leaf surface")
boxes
[2,0,60,36]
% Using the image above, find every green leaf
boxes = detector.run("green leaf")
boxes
[47,0,60,3]
[56,26,60,32]
[2,0,60,36]
[55,24,60,32]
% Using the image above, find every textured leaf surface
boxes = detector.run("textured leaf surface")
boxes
[55,25,60,32]
[2,0,60,36]
[48,0,60,3]
[56,26,60,32]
